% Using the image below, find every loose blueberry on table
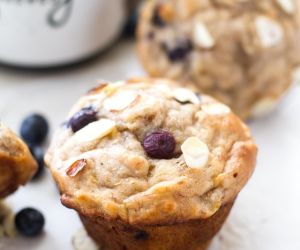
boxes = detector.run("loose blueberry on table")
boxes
[20,114,49,145]
[15,208,45,237]
[142,130,176,159]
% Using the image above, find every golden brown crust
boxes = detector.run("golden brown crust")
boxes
[80,202,234,250]
[219,140,257,201]
[0,123,37,198]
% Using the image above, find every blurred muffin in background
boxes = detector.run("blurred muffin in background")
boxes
[137,0,300,119]
[0,123,37,198]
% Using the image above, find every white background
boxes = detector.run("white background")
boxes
[0,41,299,250]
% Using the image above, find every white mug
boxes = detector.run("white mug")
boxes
[0,0,126,67]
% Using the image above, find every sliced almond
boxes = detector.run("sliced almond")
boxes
[251,98,277,117]
[103,81,125,96]
[276,0,294,14]
[104,90,139,112]
[66,159,87,177]
[181,137,209,169]
[73,119,116,143]
[256,16,283,48]
[193,22,215,49]
[72,228,99,250]
[87,82,108,95]
[172,88,200,104]
[202,103,231,116]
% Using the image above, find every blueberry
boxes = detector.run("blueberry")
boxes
[166,40,193,62]
[15,208,45,237]
[123,7,138,37]
[142,130,176,159]
[152,6,166,27]
[29,145,44,180]
[69,107,97,133]
[20,114,49,145]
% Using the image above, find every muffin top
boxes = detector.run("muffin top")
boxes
[137,0,300,119]
[45,78,257,225]
[0,123,37,198]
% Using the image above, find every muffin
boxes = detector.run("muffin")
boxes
[0,123,37,198]
[137,0,300,119]
[45,78,257,250]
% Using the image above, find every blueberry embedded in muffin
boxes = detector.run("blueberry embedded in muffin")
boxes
[142,130,176,159]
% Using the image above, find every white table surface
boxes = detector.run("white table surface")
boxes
[0,40,299,250]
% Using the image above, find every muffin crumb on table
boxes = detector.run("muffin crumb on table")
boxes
[0,200,16,238]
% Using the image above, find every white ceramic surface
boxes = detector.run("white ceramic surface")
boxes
[0,0,126,67]
[0,41,299,250]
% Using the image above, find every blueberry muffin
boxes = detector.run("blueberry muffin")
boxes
[137,0,300,119]
[45,78,257,250]
[0,123,37,198]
